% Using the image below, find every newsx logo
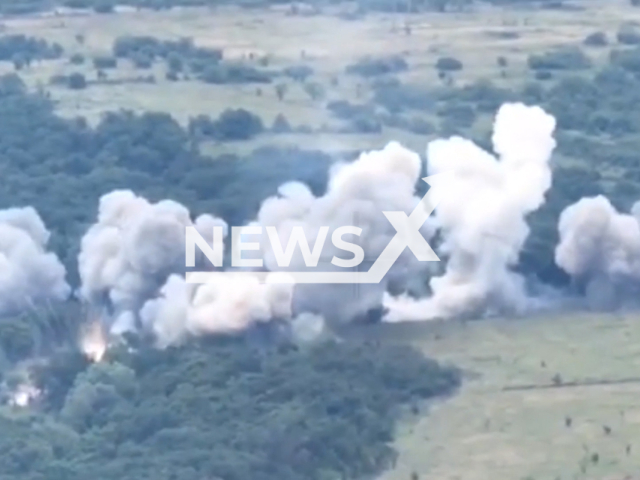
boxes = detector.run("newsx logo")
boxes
[185,175,445,285]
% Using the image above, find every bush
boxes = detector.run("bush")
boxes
[584,31,608,47]
[535,70,553,80]
[67,73,87,90]
[93,0,114,13]
[610,47,640,72]
[528,47,591,70]
[283,64,314,82]
[435,56,463,72]
[372,83,436,113]
[200,63,271,84]
[271,113,292,133]
[132,52,153,69]
[346,55,408,77]
[214,108,264,140]
[93,56,117,69]
[69,53,85,65]
[326,100,374,120]
[617,24,640,44]
[437,102,477,128]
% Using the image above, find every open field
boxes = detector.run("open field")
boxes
[346,314,640,480]
[0,0,639,153]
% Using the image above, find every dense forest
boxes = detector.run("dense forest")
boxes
[0,335,460,480]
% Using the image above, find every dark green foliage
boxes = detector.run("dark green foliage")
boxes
[283,64,314,82]
[0,337,460,480]
[188,109,264,141]
[0,35,63,62]
[528,47,591,70]
[93,0,114,12]
[0,74,331,281]
[436,102,477,128]
[584,31,608,47]
[93,55,117,69]
[67,72,87,90]
[346,55,409,77]
[535,70,553,80]
[435,56,463,72]
[271,113,292,133]
[372,82,436,113]
[200,63,272,84]
[112,35,269,85]
[326,100,375,120]
[617,23,640,44]
[69,53,85,65]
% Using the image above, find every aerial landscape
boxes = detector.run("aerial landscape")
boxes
[0,0,639,479]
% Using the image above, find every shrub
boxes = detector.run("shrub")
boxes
[214,108,264,140]
[584,31,608,47]
[271,113,292,133]
[200,63,271,84]
[326,100,374,120]
[67,72,87,90]
[69,53,85,65]
[535,70,553,80]
[610,47,640,72]
[93,0,114,13]
[346,55,408,77]
[283,64,314,82]
[617,24,640,44]
[435,56,463,72]
[528,47,591,70]
[372,83,436,113]
[437,102,477,128]
[132,52,153,69]
[93,56,117,69]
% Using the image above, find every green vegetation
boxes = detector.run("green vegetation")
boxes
[0,337,459,480]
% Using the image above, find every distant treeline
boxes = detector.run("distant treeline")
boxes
[0,0,560,16]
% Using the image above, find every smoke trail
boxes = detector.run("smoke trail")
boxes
[384,103,557,321]
[78,190,226,333]
[555,195,640,309]
[253,141,437,324]
[0,206,69,315]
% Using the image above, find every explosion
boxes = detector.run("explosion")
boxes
[80,320,108,362]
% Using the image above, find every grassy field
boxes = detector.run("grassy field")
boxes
[347,314,640,480]
[0,0,639,154]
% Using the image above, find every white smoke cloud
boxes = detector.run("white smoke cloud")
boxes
[140,272,295,348]
[555,195,640,309]
[78,190,227,332]
[0,207,69,315]
[253,141,437,324]
[384,103,557,321]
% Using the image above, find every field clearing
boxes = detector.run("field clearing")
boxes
[1,0,639,133]
[352,313,640,480]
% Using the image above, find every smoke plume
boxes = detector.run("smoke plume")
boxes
[140,272,295,348]
[253,141,437,324]
[0,206,69,315]
[384,103,557,321]
[555,195,640,309]
[78,190,226,333]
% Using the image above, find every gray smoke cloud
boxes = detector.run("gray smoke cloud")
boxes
[384,103,557,321]
[252,141,437,324]
[0,207,69,315]
[555,195,640,309]
[78,190,227,334]
[77,103,568,347]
